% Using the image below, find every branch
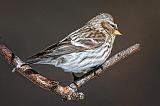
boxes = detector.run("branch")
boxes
[0,43,140,101]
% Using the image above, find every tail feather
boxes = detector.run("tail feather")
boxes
[27,42,59,60]
[26,58,42,65]
[27,51,48,60]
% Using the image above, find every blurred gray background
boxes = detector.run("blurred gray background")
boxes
[0,0,159,106]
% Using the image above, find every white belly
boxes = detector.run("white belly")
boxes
[54,43,113,73]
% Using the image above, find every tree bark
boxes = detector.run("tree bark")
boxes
[0,43,140,101]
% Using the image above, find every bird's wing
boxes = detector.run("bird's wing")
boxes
[27,26,106,60]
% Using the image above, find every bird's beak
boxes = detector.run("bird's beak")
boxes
[113,29,122,36]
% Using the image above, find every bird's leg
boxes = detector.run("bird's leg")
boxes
[72,73,81,81]
[71,65,103,81]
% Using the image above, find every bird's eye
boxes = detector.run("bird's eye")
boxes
[110,24,115,28]
[110,23,118,29]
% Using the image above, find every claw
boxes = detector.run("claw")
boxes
[94,71,100,77]
[92,65,103,77]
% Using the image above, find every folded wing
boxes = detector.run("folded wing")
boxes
[27,25,106,64]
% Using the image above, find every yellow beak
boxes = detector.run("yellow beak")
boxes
[113,30,122,36]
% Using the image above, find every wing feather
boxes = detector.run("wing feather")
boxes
[27,26,106,61]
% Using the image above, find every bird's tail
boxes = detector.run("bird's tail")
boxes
[25,57,56,66]
[25,58,42,65]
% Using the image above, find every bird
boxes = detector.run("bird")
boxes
[26,13,122,80]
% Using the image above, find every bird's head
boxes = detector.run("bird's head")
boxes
[88,13,122,36]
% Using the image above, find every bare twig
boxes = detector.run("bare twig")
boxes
[0,43,140,101]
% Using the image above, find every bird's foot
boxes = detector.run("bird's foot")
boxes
[93,65,103,77]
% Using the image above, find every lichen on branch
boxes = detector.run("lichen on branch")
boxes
[0,43,140,101]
